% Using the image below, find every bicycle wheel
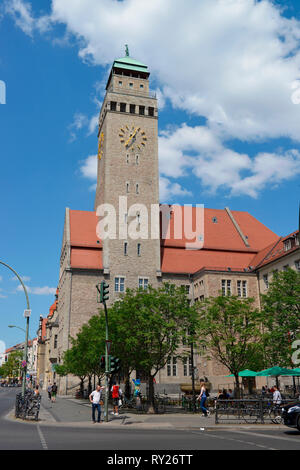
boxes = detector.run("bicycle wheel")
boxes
[268,407,283,424]
[242,407,259,424]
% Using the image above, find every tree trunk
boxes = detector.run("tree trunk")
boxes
[234,375,240,398]
[125,372,131,399]
[88,375,92,395]
[80,378,84,397]
[147,375,155,414]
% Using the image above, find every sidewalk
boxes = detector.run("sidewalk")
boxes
[29,393,286,431]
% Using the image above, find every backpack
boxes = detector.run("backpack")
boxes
[112,385,119,398]
[206,390,210,398]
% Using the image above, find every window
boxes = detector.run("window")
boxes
[172,357,177,376]
[237,280,247,297]
[148,107,154,116]
[120,103,126,113]
[200,295,205,302]
[140,84,144,89]
[136,155,139,165]
[129,82,133,88]
[139,106,145,115]
[221,280,231,296]
[54,335,58,349]
[284,240,292,251]
[295,260,300,272]
[130,104,136,114]
[283,264,289,271]
[126,182,129,193]
[115,277,125,292]
[263,274,269,289]
[139,278,148,289]
[110,101,117,111]
[137,243,141,256]
[124,242,128,256]
[126,154,129,164]
[183,357,192,377]
[118,81,123,86]
[136,183,139,194]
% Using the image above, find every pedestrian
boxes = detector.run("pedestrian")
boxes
[273,386,282,406]
[47,382,52,401]
[228,389,234,398]
[34,385,40,396]
[51,382,58,402]
[89,385,104,423]
[197,381,210,417]
[111,381,122,416]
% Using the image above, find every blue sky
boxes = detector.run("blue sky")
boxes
[0,0,299,350]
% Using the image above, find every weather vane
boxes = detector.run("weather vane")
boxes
[125,44,129,57]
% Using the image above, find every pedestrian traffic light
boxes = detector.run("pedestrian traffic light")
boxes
[100,355,105,369]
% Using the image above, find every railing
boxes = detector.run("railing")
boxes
[215,398,295,424]
[15,390,41,421]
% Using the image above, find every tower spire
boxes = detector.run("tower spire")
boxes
[125,44,129,57]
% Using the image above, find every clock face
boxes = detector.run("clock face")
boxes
[98,131,104,160]
[119,125,147,152]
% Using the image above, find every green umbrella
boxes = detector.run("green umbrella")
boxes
[226,369,257,377]
[256,366,295,377]
[290,368,300,376]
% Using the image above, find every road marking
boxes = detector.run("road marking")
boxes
[37,424,48,450]
[223,429,300,445]
[190,431,276,450]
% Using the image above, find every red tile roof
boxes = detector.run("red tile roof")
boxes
[67,208,279,275]
[250,230,299,270]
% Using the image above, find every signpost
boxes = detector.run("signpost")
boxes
[96,281,110,422]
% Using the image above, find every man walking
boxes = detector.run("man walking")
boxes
[89,385,105,423]
[51,382,58,402]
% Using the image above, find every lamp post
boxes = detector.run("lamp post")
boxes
[8,326,33,383]
[0,261,31,398]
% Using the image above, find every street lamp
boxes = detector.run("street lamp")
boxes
[0,261,31,398]
[8,325,33,386]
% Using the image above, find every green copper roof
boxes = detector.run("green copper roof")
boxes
[113,55,148,73]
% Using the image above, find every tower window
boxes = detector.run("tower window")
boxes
[129,82,133,88]
[126,182,129,193]
[148,107,154,117]
[136,183,139,194]
[119,81,123,86]
[140,84,144,89]
[137,243,141,256]
[126,154,129,164]
[136,155,139,165]
[120,103,126,113]
[124,242,128,256]
[110,101,117,111]
[139,106,145,115]
[130,104,136,114]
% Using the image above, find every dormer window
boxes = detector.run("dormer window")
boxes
[284,239,292,251]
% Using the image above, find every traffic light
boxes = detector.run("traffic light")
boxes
[96,281,109,304]
[110,356,121,373]
[100,355,105,369]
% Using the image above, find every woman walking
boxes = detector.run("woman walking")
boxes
[197,381,210,417]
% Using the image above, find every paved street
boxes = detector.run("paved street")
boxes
[1,387,300,451]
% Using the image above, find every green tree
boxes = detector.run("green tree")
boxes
[1,351,23,381]
[108,283,198,411]
[196,295,263,396]
[261,268,300,368]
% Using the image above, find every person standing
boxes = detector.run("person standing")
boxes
[111,382,122,416]
[51,382,57,403]
[47,383,52,401]
[197,381,210,417]
[273,386,282,406]
[89,385,104,423]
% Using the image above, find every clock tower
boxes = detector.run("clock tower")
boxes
[94,48,161,299]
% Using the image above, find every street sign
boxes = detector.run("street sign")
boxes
[24,309,31,318]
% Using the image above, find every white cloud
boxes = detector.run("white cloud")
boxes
[16,285,56,295]
[159,176,192,202]
[0,340,6,355]
[0,276,2,282]
[7,0,300,198]
[80,154,97,180]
